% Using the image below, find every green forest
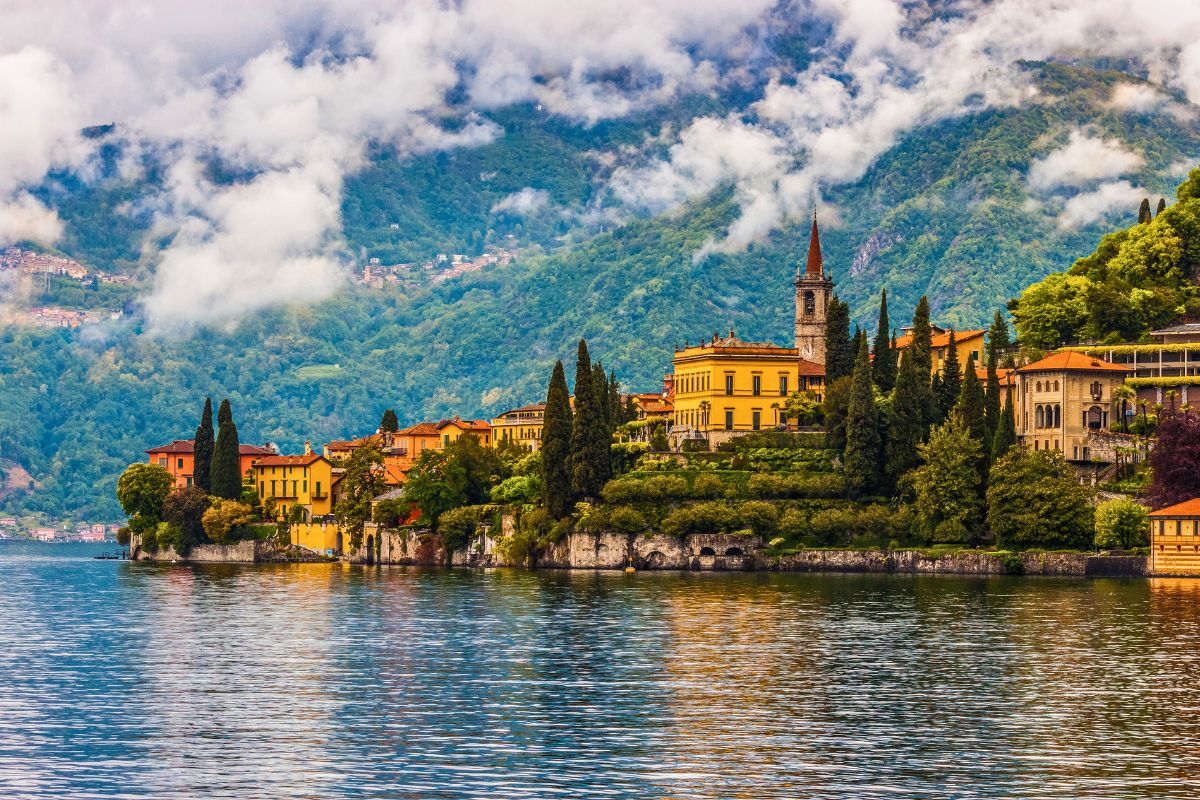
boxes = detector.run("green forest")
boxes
[4,61,1200,523]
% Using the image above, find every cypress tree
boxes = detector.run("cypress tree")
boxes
[592,361,613,485]
[1139,197,1152,224]
[885,349,927,493]
[956,355,989,490]
[379,408,399,433]
[542,361,573,519]
[937,330,962,418]
[1157,197,1167,216]
[852,325,867,366]
[910,296,934,382]
[607,368,622,430]
[984,349,1001,444]
[824,296,853,381]
[872,289,897,393]
[570,340,605,499]
[986,310,1011,365]
[193,397,214,493]
[843,337,881,496]
[991,386,1018,462]
[210,399,242,500]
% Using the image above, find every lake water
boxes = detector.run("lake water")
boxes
[2,541,1200,799]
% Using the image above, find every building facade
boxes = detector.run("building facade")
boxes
[146,439,275,489]
[251,449,338,522]
[894,326,987,377]
[1061,323,1200,406]
[1013,351,1130,462]
[1149,498,1200,575]
[491,404,546,450]
[794,214,833,366]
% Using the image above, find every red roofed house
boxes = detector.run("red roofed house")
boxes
[146,439,275,489]
[1149,498,1200,575]
[1013,351,1131,462]
[894,326,987,377]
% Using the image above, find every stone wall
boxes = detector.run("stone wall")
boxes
[1087,431,1151,463]
[131,535,260,563]
[346,523,446,565]
[771,548,1146,577]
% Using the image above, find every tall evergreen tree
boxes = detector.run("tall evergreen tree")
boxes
[591,361,613,485]
[885,349,928,493]
[210,399,242,500]
[569,340,606,499]
[910,296,934,382]
[379,408,399,433]
[843,337,881,496]
[541,361,573,519]
[852,325,867,366]
[872,289,897,393]
[824,296,853,381]
[991,386,1018,462]
[957,355,989,492]
[986,310,1011,364]
[1157,197,1167,216]
[984,350,1001,444]
[607,368,622,430]
[1139,197,1152,224]
[193,397,214,493]
[936,330,962,418]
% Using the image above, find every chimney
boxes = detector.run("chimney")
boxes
[304,440,312,456]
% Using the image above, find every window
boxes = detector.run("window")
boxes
[752,375,761,396]
[803,290,815,315]
[1054,380,1060,391]
[186,477,192,488]
[1053,405,1061,428]
[303,481,307,494]
[315,481,322,497]
[1035,381,1041,392]
[725,375,734,396]
[752,410,761,431]
[177,458,184,469]
[259,481,264,498]
[158,457,167,466]
[780,375,789,396]
[1090,381,1102,401]
[1036,405,1044,428]
[725,410,734,430]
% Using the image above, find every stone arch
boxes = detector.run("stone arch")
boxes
[335,531,343,555]
[646,551,667,569]
[365,534,375,565]
[699,546,717,556]
[724,547,744,557]
[803,290,816,315]
[1035,405,1044,428]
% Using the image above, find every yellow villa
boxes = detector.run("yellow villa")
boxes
[251,447,338,522]
[491,403,546,450]
[672,332,824,440]
[1150,499,1200,575]
[894,325,987,376]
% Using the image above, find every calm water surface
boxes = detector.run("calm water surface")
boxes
[2,541,1199,799]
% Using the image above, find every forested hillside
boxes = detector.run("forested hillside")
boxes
[3,61,1199,522]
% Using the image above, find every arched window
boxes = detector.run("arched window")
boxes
[1090,381,1102,400]
[1054,380,1060,391]
[1053,405,1061,428]
[1036,381,1042,392]
[803,290,815,315]
[1036,405,1044,427]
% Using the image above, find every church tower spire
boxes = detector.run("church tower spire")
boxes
[795,211,834,365]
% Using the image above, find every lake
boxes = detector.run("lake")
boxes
[2,540,1198,798]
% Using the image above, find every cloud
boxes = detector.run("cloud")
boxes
[491,188,549,216]
[0,194,64,246]
[1027,130,1144,191]
[1108,83,1168,112]
[1057,180,1146,229]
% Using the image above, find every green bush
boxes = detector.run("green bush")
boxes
[153,521,180,551]
[601,474,690,503]
[607,506,648,535]
[931,518,969,544]
[438,504,497,553]
[692,473,727,499]
[746,473,845,499]
[490,474,542,504]
[1094,498,1149,550]
[738,501,780,537]
[660,501,739,537]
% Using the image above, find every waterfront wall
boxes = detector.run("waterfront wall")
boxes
[131,535,259,563]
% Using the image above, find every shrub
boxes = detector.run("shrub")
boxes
[746,473,845,499]
[606,506,648,535]
[738,501,780,537]
[201,499,254,544]
[490,474,542,504]
[373,498,413,527]
[153,522,180,551]
[660,501,739,537]
[931,518,969,544]
[1094,498,1149,550]
[692,473,727,499]
[438,505,496,553]
[601,474,690,503]
[987,449,1094,550]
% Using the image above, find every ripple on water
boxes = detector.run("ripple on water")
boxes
[1,543,1199,799]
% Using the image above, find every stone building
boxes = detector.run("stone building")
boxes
[1013,351,1130,462]
[794,213,833,365]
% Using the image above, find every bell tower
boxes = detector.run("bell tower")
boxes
[795,212,834,365]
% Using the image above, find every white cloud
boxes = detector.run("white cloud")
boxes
[1057,180,1146,229]
[1108,83,1168,112]
[1027,130,1144,191]
[491,188,549,216]
[0,194,63,246]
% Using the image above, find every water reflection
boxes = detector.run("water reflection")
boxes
[1,544,1199,798]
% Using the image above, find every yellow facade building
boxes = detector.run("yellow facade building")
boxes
[894,326,987,376]
[671,331,825,435]
[251,450,338,523]
[491,404,545,450]
[1150,499,1200,575]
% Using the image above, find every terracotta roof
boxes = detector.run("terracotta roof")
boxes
[797,358,826,377]
[148,439,274,456]
[975,367,1015,385]
[804,215,823,277]
[398,422,440,436]
[640,402,674,413]
[253,454,326,467]
[1149,498,1200,517]
[146,439,194,454]
[438,418,491,432]
[894,329,986,351]
[1016,352,1130,374]
[502,403,546,414]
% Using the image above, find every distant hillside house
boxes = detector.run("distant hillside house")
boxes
[894,325,986,376]
[491,404,546,451]
[146,439,275,489]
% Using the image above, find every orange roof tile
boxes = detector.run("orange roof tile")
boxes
[894,329,986,350]
[1016,352,1130,374]
[438,418,490,432]
[1149,498,1200,517]
[253,454,326,467]
[975,367,1015,385]
[398,422,440,436]
[797,358,826,377]
[148,439,274,456]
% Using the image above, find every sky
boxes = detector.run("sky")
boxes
[2,0,1200,331]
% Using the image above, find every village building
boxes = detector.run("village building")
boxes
[894,325,987,376]
[146,439,275,489]
[1061,323,1200,406]
[1013,351,1130,462]
[491,403,546,450]
[1149,498,1200,576]
[250,444,339,524]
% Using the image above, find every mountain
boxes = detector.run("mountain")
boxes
[3,61,1199,523]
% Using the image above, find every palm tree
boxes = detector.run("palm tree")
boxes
[1112,384,1135,433]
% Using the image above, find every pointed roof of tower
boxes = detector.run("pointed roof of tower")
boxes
[804,212,823,278]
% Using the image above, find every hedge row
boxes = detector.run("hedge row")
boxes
[601,470,844,503]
